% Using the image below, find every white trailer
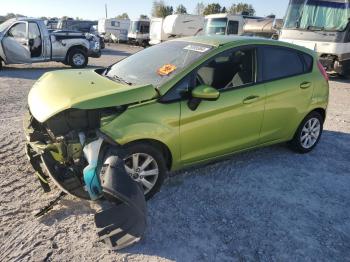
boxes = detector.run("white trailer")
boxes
[149,14,204,45]
[163,14,204,37]
[98,18,130,42]
[149,18,168,45]
[280,0,350,76]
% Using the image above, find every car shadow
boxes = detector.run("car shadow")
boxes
[329,75,350,84]
[115,129,350,261]
[33,129,350,261]
[0,65,100,80]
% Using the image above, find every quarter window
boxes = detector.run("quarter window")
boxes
[261,46,305,81]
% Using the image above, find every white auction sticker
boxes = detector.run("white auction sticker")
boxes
[184,45,211,53]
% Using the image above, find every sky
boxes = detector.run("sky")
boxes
[1,0,290,20]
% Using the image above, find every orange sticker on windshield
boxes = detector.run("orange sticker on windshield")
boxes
[157,64,177,76]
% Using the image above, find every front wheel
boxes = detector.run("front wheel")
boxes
[68,48,88,68]
[123,143,167,200]
[288,111,324,153]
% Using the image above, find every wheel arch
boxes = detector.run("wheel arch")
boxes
[65,45,88,63]
[122,139,173,171]
[310,107,326,123]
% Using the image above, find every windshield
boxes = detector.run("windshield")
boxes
[106,41,213,87]
[204,18,227,35]
[284,0,350,31]
[204,18,228,35]
[130,21,140,33]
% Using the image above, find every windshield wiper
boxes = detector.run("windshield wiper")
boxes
[112,75,133,86]
[307,25,324,31]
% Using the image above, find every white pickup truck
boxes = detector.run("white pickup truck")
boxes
[0,18,101,69]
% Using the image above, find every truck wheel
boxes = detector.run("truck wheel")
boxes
[0,58,3,70]
[68,48,88,68]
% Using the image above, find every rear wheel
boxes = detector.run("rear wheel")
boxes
[68,48,88,68]
[0,58,3,70]
[288,111,324,153]
[123,143,167,200]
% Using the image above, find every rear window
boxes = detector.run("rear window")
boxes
[301,53,313,73]
[261,46,305,81]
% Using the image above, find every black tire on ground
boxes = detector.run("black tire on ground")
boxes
[0,58,3,70]
[288,111,324,154]
[67,48,88,68]
[123,142,167,200]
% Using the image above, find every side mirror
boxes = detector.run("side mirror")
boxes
[191,85,220,101]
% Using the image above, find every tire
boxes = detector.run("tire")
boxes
[67,48,88,68]
[288,111,324,153]
[0,58,3,70]
[122,143,167,200]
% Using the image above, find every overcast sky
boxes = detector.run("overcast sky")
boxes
[2,0,290,19]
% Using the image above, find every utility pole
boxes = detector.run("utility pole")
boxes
[105,3,108,18]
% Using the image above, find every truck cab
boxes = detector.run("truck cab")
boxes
[280,0,350,76]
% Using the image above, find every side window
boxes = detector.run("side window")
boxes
[8,23,27,39]
[28,23,41,40]
[160,74,193,103]
[301,53,313,73]
[227,21,239,35]
[196,48,255,90]
[111,21,116,27]
[261,46,304,81]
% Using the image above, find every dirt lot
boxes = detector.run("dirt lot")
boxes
[0,44,349,262]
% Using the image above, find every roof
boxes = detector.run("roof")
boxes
[177,35,275,47]
[175,35,317,56]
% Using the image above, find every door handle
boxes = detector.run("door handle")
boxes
[300,82,311,89]
[243,95,260,104]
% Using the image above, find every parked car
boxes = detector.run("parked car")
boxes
[0,18,101,69]
[25,35,329,204]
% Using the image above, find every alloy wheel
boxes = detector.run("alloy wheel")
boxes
[300,118,321,149]
[124,153,159,195]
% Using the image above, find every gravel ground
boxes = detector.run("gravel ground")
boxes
[0,44,349,262]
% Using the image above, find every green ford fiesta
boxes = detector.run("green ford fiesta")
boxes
[25,35,329,200]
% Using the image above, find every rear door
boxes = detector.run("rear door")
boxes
[2,22,31,63]
[258,45,314,143]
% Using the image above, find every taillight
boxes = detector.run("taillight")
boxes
[317,61,329,82]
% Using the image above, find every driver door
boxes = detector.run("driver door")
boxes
[179,47,266,165]
[2,22,31,64]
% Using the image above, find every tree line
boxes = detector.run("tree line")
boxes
[115,1,256,19]
[151,1,256,18]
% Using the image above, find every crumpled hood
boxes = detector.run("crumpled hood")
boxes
[28,69,158,122]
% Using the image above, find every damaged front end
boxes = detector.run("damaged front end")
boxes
[24,107,147,249]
